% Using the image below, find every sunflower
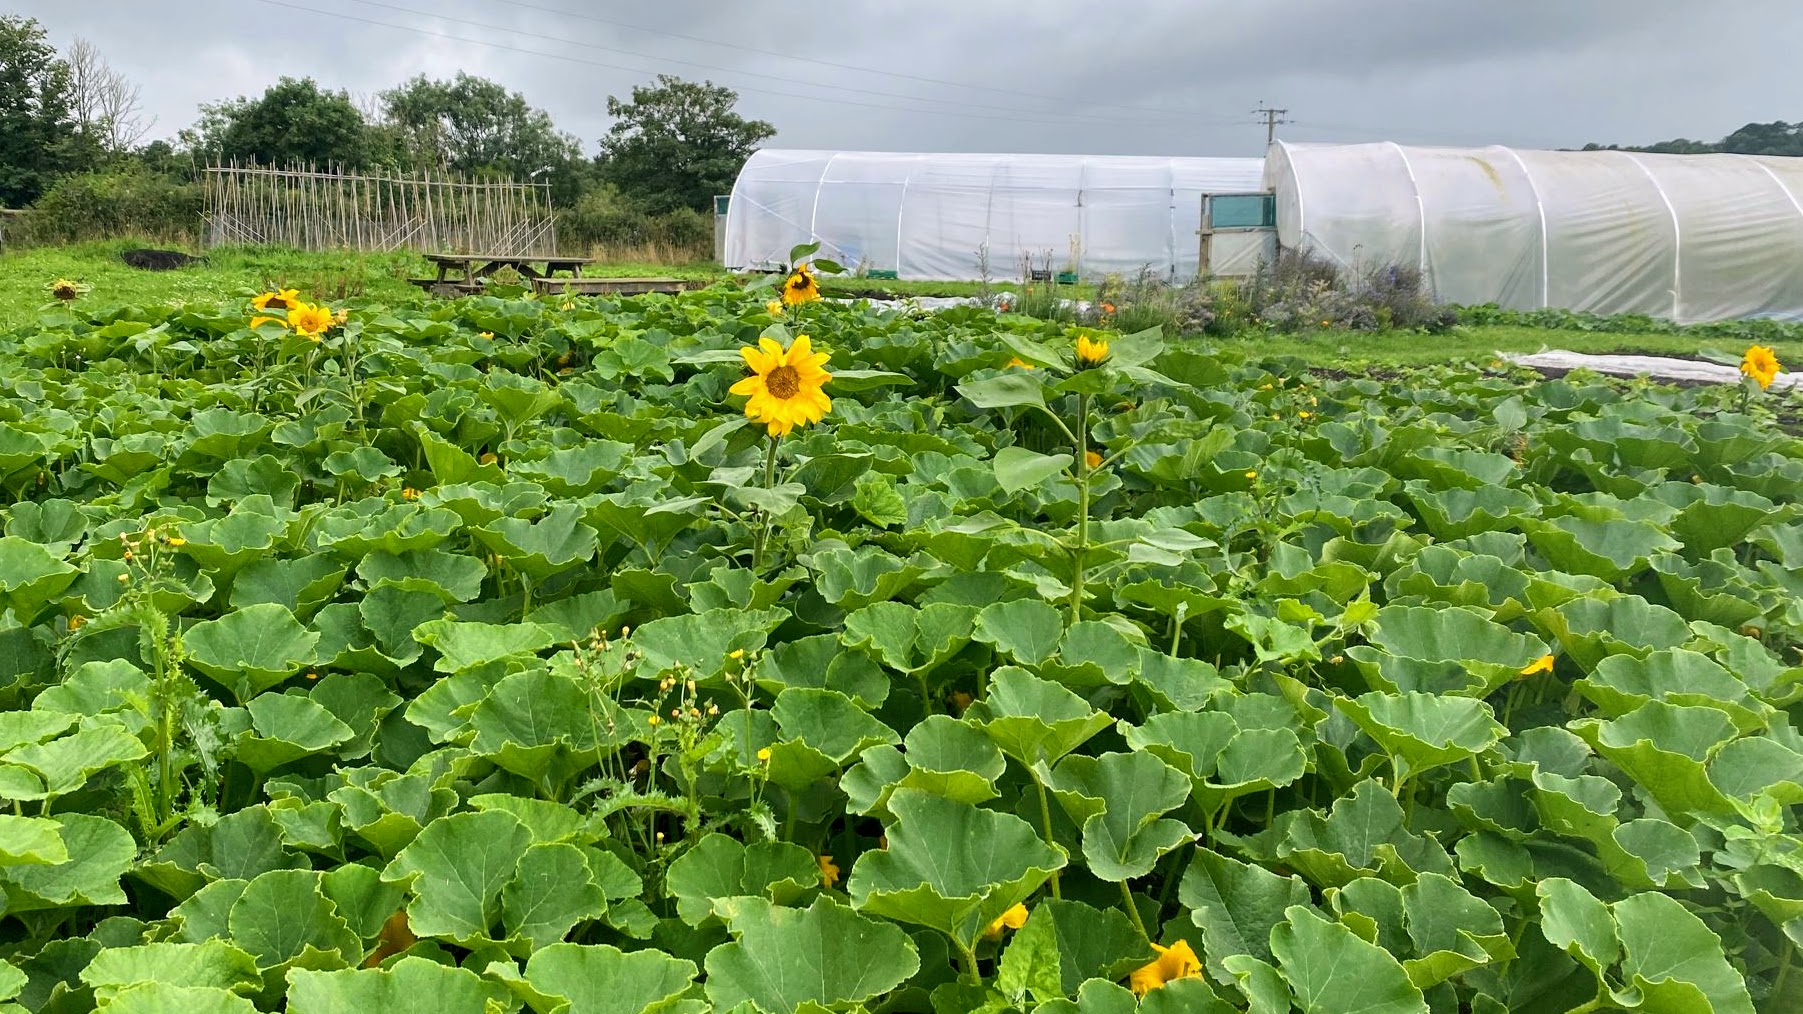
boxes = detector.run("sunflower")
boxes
[287,302,335,340]
[781,264,821,306]
[1742,345,1781,390]
[249,315,286,330]
[1129,940,1202,997]
[1076,333,1110,369]
[252,288,300,311]
[49,278,86,302]
[730,334,832,437]
[765,299,785,317]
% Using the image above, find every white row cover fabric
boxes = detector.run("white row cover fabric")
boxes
[725,149,1267,281]
[1267,141,1803,323]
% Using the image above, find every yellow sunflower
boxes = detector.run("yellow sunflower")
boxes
[1742,344,1781,390]
[1129,940,1202,997]
[781,264,821,306]
[249,315,286,330]
[730,334,832,437]
[253,288,300,311]
[1076,333,1110,369]
[49,278,86,302]
[287,302,335,340]
[765,299,785,317]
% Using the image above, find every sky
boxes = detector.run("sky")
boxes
[17,0,1803,158]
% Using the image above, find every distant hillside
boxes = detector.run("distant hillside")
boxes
[1583,120,1803,157]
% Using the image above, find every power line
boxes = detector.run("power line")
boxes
[466,0,1232,124]
[270,0,1224,131]
[1253,102,1289,147]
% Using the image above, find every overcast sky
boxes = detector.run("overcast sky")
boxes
[18,0,1802,158]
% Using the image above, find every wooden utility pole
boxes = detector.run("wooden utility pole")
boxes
[1254,102,1289,146]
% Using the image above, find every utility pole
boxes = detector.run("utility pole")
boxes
[1253,102,1290,147]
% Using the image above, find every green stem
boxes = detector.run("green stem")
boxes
[955,938,982,985]
[752,435,779,572]
[1120,879,1151,943]
[1168,602,1188,657]
[915,670,935,723]
[1068,393,1091,626]
[1032,770,1062,899]
[1775,941,1796,1006]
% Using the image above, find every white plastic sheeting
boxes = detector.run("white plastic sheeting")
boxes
[724,149,1267,281]
[1267,141,1803,323]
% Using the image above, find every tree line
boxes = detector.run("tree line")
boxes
[1582,120,1803,157]
[0,15,776,253]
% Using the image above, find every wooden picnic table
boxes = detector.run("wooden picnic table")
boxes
[411,252,593,294]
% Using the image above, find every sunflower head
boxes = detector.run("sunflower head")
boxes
[253,288,300,311]
[781,264,821,306]
[730,334,832,437]
[1129,940,1202,997]
[249,315,286,330]
[1742,344,1781,390]
[1075,333,1111,369]
[49,278,86,302]
[287,302,335,338]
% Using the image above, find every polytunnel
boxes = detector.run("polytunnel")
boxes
[1266,141,1803,323]
[724,149,1268,282]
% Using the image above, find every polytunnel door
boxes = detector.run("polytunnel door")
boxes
[1200,193,1277,278]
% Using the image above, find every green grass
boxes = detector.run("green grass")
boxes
[1206,324,1803,369]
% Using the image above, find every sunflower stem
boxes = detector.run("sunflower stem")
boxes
[1068,393,1091,626]
[752,435,779,572]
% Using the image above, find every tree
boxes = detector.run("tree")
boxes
[183,77,372,168]
[0,15,81,207]
[596,75,774,214]
[67,37,153,158]
[378,73,582,178]
[1584,119,1803,158]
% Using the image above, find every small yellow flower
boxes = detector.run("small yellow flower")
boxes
[730,649,746,660]
[68,615,86,630]
[1129,940,1202,997]
[1245,470,1258,480]
[781,264,821,306]
[1006,357,1035,370]
[286,301,335,338]
[1741,345,1781,390]
[1085,450,1104,469]
[1075,334,1110,369]
[765,299,785,316]
[817,854,841,888]
[1520,654,1555,677]
[983,902,1029,939]
[401,487,420,501]
[756,747,771,762]
[1299,411,1313,419]
[166,536,186,547]
[478,331,494,340]
[305,671,319,681]
[648,715,660,727]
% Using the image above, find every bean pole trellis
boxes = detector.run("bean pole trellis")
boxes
[203,161,559,255]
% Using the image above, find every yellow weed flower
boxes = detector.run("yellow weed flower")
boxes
[401,487,420,501]
[1129,940,1202,996]
[781,264,821,306]
[765,299,785,316]
[1520,654,1555,677]
[817,854,840,888]
[252,288,299,311]
[756,747,771,762]
[1742,345,1781,390]
[1075,334,1110,369]
[287,302,335,339]
[1245,470,1258,480]
[730,334,832,437]
[983,902,1029,939]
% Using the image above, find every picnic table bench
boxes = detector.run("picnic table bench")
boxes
[529,276,697,298]
[410,253,593,295]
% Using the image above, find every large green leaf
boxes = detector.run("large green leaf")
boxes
[1048,752,1192,881]
[286,955,506,1014]
[848,789,1065,950]
[968,668,1113,768]
[665,833,819,927]
[1269,905,1427,1014]
[183,603,320,703]
[1336,692,1506,784]
[517,942,698,1014]
[1180,848,1311,980]
[380,809,532,947]
[704,895,919,1012]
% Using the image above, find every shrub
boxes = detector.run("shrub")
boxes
[24,169,204,244]
[559,185,713,262]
